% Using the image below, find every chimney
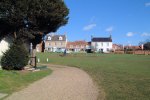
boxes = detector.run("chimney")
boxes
[110,34,112,39]
[141,44,144,50]
[91,35,93,40]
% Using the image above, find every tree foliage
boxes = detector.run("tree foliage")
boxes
[1,40,29,70]
[144,42,150,50]
[0,0,69,46]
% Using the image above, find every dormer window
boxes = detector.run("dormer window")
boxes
[48,36,51,40]
[59,36,63,40]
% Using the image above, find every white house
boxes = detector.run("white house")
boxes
[91,36,112,53]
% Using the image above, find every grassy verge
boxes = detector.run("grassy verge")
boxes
[37,52,150,100]
[0,68,52,95]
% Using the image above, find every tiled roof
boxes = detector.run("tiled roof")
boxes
[92,37,112,42]
[112,44,123,49]
[113,44,122,48]
[46,35,66,41]
[67,41,87,46]
[124,46,142,50]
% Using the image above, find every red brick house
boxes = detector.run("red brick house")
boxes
[67,41,88,52]
[112,44,123,51]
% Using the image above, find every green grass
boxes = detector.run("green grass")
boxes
[0,68,52,95]
[37,52,150,100]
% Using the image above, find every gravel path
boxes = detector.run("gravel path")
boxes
[5,64,98,100]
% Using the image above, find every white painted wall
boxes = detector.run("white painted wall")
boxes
[91,42,112,53]
[0,39,9,56]
[0,37,30,69]
[0,39,10,69]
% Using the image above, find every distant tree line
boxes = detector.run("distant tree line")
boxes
[139,39,150,50]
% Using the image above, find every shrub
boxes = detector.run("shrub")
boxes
[1,41,29,70]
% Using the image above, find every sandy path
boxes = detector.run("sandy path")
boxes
[5,64,98,100]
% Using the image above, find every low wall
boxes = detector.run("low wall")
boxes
[114,50,150,55]
[133,50,150,55]
[114,51,124,54]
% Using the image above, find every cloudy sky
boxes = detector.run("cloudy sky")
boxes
[57,0,150,45]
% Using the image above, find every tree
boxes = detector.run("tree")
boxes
[0,0,69,45]
[0,0,69,67]
[144,42,150,50]
[1,40,29,70]
[139,39,150,50]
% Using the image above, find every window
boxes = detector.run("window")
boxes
[107,43,109,47]
[47,36,51,40]
[49,43,51,46]
[101,42,103,46]
[59,36,63,40]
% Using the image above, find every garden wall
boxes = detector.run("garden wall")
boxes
[114,50,150,55]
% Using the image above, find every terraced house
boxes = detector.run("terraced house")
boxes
[45,34,67,52]
[67,41,87,52]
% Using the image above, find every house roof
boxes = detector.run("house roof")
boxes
[112,44,123,49]
[46,35,66,41]
[66,41,88,49]
[67,41,87,46]
[92,37,112,42]
[124,46,142,50]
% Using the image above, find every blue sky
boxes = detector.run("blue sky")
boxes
[57,0,150,45]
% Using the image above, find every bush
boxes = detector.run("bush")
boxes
[1,42,29,70]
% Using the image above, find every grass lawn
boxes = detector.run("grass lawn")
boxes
[0,68,52,97]
[37,52,150,100]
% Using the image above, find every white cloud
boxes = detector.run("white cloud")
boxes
[105,26,114,33]
[141,32,150,37]
[83,24,96,31]
[145,2,150,7]
[126,32,134,37]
